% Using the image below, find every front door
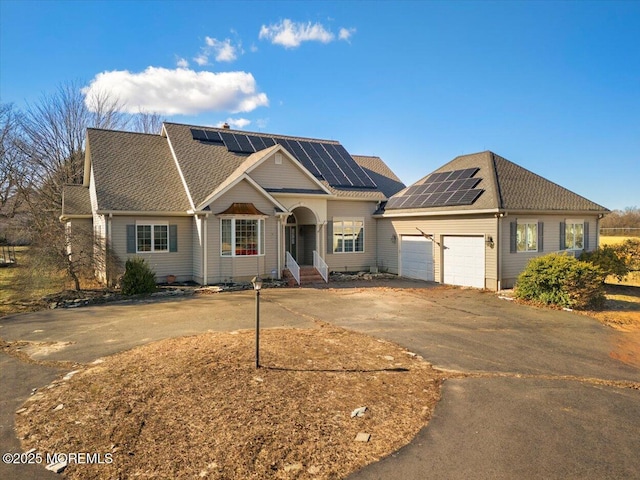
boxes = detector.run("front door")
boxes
[285,225,297,261]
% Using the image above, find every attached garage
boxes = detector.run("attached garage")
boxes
[400,235,434,281]
[443,236,485,288]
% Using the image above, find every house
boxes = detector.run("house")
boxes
[61,122,405,286]
[61,124,608,291]
[376,151,609,289]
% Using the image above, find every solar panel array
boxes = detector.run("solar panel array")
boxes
[386,167,484,209]
[190,128,377,189]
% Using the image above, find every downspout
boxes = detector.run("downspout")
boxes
[203,215,208,285]
[496,212,506,291]
[107,213,113,285]
[277,216,281,279]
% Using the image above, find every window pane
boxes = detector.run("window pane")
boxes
[517,224,526,252]
[154,225,168,251]
[575,223,584,249]
[344,221,354,252]
[137,225,151,252]
[354,221,364,252]
[221,219,232,256]
[236,219,258,256]
[527,223,537,251]
[333,221,343,253]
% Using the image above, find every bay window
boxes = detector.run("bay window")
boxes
[221,218,265,256]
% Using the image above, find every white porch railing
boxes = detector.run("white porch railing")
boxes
[313,250,329,283]
[285,251,300,285]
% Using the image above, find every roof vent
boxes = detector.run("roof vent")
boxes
[222,123,230,129]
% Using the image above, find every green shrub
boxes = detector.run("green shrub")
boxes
[515,253,606,310]
[121,257,157,296]
[619,238,640,272]
[580,246,629,280]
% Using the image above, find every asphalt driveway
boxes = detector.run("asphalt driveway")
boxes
[1,280,639,479]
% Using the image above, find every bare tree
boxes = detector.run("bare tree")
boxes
[0,103,21,215]
[131,109,165,134]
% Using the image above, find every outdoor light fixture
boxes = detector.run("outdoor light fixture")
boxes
[252,276,263,368]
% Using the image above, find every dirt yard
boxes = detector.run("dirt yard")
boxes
[15,325,442,479]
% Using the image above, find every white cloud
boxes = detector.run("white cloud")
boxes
[193,54,209,66]
[259,19,335,48]
[339,27,356,42]
[216,118,251,129]
[82,67,269,116]
[205,37,238,62]
[176,57,189,68]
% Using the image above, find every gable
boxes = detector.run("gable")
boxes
[87,128,191,212]
[248,150,328,193]
[207,178,282,216]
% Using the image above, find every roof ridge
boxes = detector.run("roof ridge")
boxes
[163,121,341,144]
[87,127,160,137]
[492,153,608,210]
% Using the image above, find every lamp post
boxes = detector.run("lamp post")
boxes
[251,276,263,368]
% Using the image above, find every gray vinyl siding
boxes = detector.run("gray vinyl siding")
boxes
[192,216,204,284]
[376,219,399,274]
[110,215,194,283]
[206,179,279,283]
[500,214,600,289]
[249,154,320,190]
[378,215,498,289]
[326,200,378,272]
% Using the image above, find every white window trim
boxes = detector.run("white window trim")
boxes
[136,222,169,253]
[332,217,365,254]
[220,217,266,257]
[565,219,585,250]
[516,219,538,253]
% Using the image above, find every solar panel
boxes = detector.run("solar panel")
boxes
[219,132,242,152]
[204,130,222,143]
[247,135,267,150]
[459,168,480,179]
[331,144,377,188]
[234,134,255,153]
[386,166,484,210]
[315,143,353,186]
[196,130,378,189]
[459,189,483,204]
[191,129,207,140]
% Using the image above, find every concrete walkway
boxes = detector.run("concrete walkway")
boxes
[1,281,638,479]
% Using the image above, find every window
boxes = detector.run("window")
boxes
[516,222,537,252]
[137,224,168,253]
[221,218,265,256]
[565,221,584,250]
[333,218,364,253]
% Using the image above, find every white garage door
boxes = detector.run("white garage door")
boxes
[400,236,434,281]
[443,236,485,288]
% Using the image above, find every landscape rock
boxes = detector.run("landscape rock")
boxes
[355,432,371,442]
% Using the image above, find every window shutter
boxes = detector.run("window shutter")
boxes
[509,221,517,253]
[326,221,333,254]
[584,221,589,250]
[169,225,178,252]
[537,222,544,252]
[559,222,566,250]
[126,225,136,253]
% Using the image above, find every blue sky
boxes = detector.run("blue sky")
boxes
[1,0,638,210]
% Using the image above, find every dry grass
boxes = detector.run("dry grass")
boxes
[16,326,442,480]
[0,247,69,317]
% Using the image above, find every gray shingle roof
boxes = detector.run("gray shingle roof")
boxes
[85,123,401,213]
[61,184,92,217]
[387,151,608,213]
[353,155,406,198]
[164,122,392,204]
[87,128,191,212]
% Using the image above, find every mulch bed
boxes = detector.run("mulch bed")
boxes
[15,325,443,479]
